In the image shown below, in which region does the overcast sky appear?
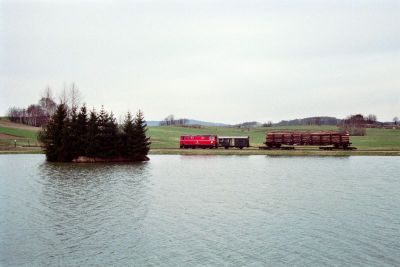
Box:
[1,0,399,123]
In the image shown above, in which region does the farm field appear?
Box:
[1,118,400,155]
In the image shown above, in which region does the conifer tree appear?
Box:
[76,105,88,156]
[133,110,151,157]
[59,115,73,162]
[86,109,99,158]
[97,106,110,158]
[39,104,68,162]
[65,107,79,160]
[106,112,119,157]
[122,112,136,157]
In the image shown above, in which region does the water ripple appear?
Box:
[1,155,400,266]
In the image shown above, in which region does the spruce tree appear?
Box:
[76,105,88,157]
[122,112,136,157]
[39,104,68,162]
[106,112,119,157]
[66,107,79,160]
[59,115,72,162]
[133,110,151,157]
[86,109,99,158]
[97,106,110,158]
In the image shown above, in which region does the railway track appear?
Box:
[151,147,400,153]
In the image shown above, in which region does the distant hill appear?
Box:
[187,119,229,127]
[148,116,390,127]
[233,121,262,128]
[147,121,161,127]
[146,119,230,127]
[148,117,342,127]
[275,117,342,126]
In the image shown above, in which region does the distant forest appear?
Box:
[6,85,399,131]
[39,104,150,162]
[275,116,342,126]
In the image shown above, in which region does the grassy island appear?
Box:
[30,104,150,162]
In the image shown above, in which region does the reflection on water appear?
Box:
[1,154,400,266]
[1,158,151,266]
[39,162,151,266]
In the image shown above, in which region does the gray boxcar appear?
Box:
[218,136,250,149]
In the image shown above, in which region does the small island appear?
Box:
[39,104,150,162]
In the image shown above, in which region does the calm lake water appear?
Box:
[1,155,399,266]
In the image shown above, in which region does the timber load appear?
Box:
[262,131,356,150]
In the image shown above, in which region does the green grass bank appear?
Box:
[1,119,400,155]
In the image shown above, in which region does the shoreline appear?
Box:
[2,147,400,156]
[149,148,400,156]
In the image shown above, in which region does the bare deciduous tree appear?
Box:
[69,82,81,109]
[58,82,82,110]
[59,84,69,106]
[366,114,377,124]
[159,115,189,126]
[39,86,56,116]
[160,114,175,126]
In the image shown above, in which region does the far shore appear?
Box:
[2,147,400,156]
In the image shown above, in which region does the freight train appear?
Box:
[179,131,354,150]
[179,135,250,149]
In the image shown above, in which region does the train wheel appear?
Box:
[224,147,229,149]
[239,147,243,149]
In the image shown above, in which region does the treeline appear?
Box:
[7,84,81,127]
[339,114,379,136]
[342,114,377,125]
[233,121,261,128]
[7,89,57,127]
[159,114,189,126]
[276,117,342,126]
[39,104,150,162]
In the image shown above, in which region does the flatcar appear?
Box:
[218,136,250,149]
[265,131,351,149]
[180,135,218,149]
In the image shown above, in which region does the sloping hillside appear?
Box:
[0,118,40,148]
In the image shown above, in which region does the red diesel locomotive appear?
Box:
[180,135,218,149]
[180,135,250,149]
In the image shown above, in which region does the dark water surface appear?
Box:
[1,155,399,266]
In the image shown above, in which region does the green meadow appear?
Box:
[148,125,400,150]
[1,119,400,154]
[0,126,40,147]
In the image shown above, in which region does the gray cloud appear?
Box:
[1,0,399,123]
